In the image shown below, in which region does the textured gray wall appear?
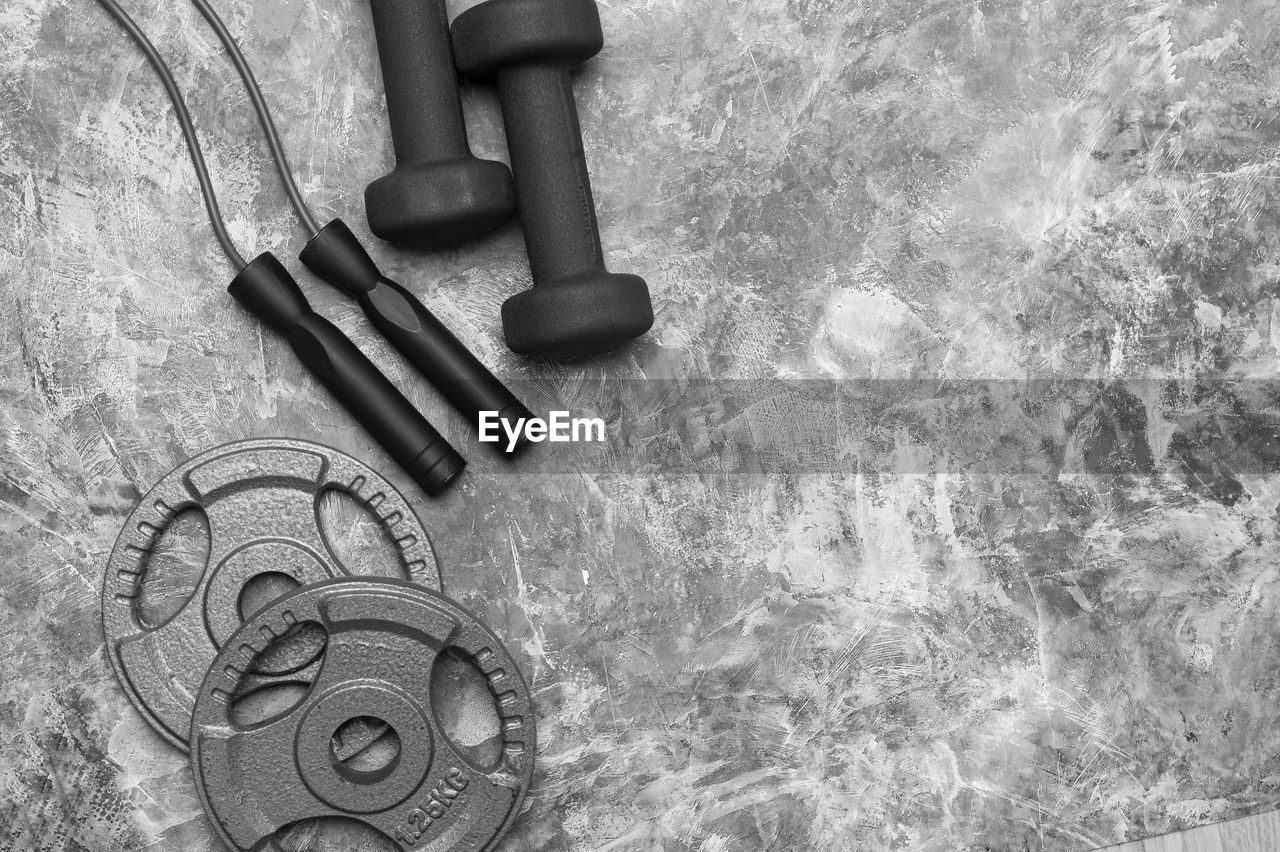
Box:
[4,0,1280,849]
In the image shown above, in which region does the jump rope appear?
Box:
[95,0,535,495]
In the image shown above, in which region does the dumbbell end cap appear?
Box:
[451,0,604,79]
[502,271,653,359]
[365,157,516,247]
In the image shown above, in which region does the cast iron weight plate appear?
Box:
[190,578,536,852]
[102,439,443,751]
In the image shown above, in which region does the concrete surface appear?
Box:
[4,0,1280,849]
[1100,808,1280,851]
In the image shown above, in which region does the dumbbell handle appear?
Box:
[229,253,465,494]
[370,0,470,165]
[496,64,605,283]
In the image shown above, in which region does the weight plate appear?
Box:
[102,439,442,751]
[190,578,535,852]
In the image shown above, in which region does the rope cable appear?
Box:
[97,0,248,270]
[190,0,323,237]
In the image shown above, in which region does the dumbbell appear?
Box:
[451,0,654,359]
[365,0,515,246]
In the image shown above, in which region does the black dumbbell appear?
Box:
[365,0,515,246]
[451,0,654,359]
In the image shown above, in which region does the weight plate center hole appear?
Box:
[238,572,303,622]
[330,716,402,784]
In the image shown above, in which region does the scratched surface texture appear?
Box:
[5,0,1280,849]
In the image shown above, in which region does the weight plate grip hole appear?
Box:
[316,488,409,580]
[136,507,210,629]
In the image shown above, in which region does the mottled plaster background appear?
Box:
[4,0,1280,849]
